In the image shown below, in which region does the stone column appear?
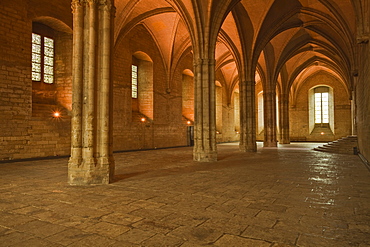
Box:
[82,0,97,170]
[69,0,84,170]
[279,93,290,144]
[351,90,357,135]
[239,80,257,152]
[193,58,217,162]
[263,87,277,147]
[68,0,115,185]
[97,0,115,179]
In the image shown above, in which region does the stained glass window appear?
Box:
[132,65,138,98]
[32,33,54,84]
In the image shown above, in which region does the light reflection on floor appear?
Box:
[0,142,368,246]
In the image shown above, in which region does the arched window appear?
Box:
[31,20,73,118]
[32,25,54,84]
[132,52,153,120]
[233,89,240,133]
[215,81,223,134]
[182,69,194,122]
[131,64,138,98]
[314,86,329,124]
[257,91,264,134]
[32,22,58,115]
[309,85,334,134]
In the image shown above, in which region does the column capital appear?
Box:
[99,0,113,5]
[99,0,115,11]
[194,58,216,67]
[86,0,99,7]
[264,90,277,96]
[71,0,83,13]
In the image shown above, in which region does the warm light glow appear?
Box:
[321,132,325,135]
[216,131,220,134]
[141,117,146,122]
[187,121,191,125]
[236,131,239,134]
[53,112,60,118]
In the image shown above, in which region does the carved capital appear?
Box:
[86,0,99,7]
[71,0,83,14]
[99,0,112,11]
[357,35,369,44]
[99,0,116,14]
[99,0,112,5]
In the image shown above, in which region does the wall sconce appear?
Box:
[320,132,325,135]
[53,111,61,118]
[187,120,191,125]
[216,131,220,134]
[141,117,146,122]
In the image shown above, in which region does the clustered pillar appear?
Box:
[239,80,257,152]
[279,93,290,144]
[351,90,357,135]
[263,86,278,147]
[193,58,218,162]
[68,0,115,185]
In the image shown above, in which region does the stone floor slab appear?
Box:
[214,234,271,247]
[0,142,369,246]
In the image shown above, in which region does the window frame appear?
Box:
[314,87,330,124]
[131,64,138,99]
[32,24,55,84]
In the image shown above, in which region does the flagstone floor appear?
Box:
[0,142,369,246]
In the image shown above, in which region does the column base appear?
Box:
[264,141,278,147]
[68,158,114,185]
[97,156,115,183]
[279,140,290,144]
[68,169,110,185]
[193,151,217,162]
[239,142,257,152]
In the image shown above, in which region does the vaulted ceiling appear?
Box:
[114,0,357,101]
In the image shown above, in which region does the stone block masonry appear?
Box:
[0,2,32,160]
[0,0,72,161]
[357,41,370,164]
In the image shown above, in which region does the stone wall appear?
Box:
[0,0,364,162]
[290,72,352,142]
[255,72,352,143]
[0,0,72,160]
[0,1,32,160]
[357,42,370,163]
[1,0,196,160]
[113,24,189,151]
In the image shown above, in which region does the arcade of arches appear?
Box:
[0,0,369,185]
